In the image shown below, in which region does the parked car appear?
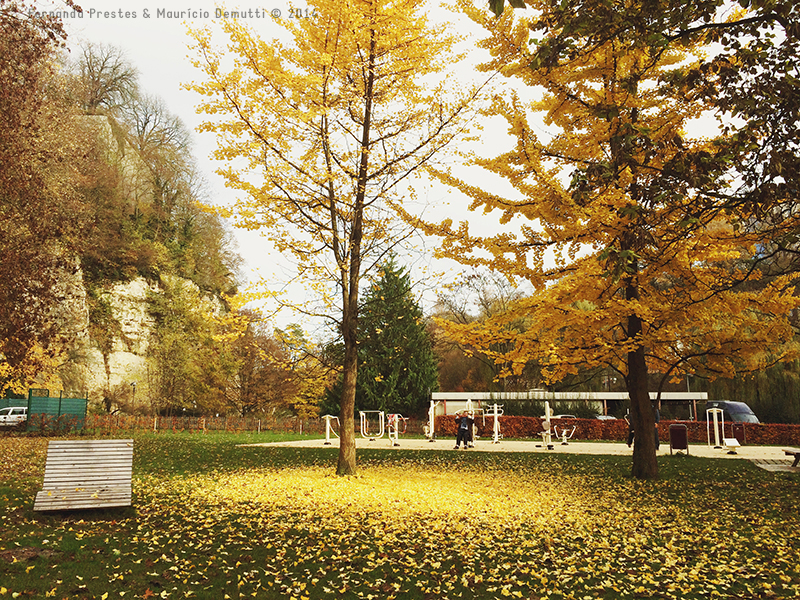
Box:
[594,414,617,421]
[705,401,760,424]
[552,414,577,419]
[0,406,28,429]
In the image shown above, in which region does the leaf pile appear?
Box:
[0,435,798,599]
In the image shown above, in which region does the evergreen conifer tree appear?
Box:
[326,259,438,417]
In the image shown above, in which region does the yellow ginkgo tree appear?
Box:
[186,0,481,474]
[419,0,800,479]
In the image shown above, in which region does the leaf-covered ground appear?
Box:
[1,433,798,599]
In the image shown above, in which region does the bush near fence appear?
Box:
[26,412,85,434]
[24,412,800,445]
[686,421,800,445]
[82,414,431,436]
[434,415,800,446]
[85,414,331,434]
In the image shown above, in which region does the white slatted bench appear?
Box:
[784,447,800,468]
[33,439,133,512]
[723,437,741,455]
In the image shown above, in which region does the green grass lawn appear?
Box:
[1,432,798,599]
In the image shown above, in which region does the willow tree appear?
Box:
[421,0,800,479]
[187,0,478,475]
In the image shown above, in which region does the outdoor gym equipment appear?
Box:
[486,403,503,444]
[706,408,724,449]
[321,414,340,445]
[424,400,442,442]
[387,413,408,447]
[360,410,385,441]
[554,422,576,445]
[707,407,740,454]
[539,401,554,450]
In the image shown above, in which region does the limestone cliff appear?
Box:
[46,114,234,412]
[56,266,156,411]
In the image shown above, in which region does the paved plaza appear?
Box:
[245,435,799,471]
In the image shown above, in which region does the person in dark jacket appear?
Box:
[454,411,474,449]
[626,404,660,450]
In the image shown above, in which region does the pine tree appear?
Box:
[356,260,439,416]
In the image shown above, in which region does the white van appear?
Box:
[0,406,28,428]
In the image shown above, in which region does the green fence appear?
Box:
[25,388,88,432]
[1,391,26,410]
[1,399,26,409]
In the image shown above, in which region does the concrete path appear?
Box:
[244,436,798,470]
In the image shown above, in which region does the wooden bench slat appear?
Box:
[34,501,131,511]
[34,439,134,512]
[34,490,132,511]
[46,445,133,452]
[43,471,132,480]
[45,454,133,470]
[46,439,133,448]
[42,473,132,481]
[45,452,133,461]
[36,487,131,495]
[35,498,130,507]
[46,446,133,453]
[43,467,132,474]
[43,459,133,467]
[45,451,133,459]
[42,466,133,475]
[43,461,133,472]
[44,449,133,455]
[43,469,132,477]
[42,478,132,487]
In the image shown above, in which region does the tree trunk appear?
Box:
[337,326,358,476]
[627,312,658,479]
[336,231,362,477]
[335,26,377,477]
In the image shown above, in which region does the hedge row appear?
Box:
[434,415,800,446]
[85,414,328,434]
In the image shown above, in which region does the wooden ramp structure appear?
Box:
[33,439,133,511]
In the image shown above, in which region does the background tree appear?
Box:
[433,269,538,392]
[146,278,240,415]
[73,42,139,115]
[187,0,480,474]
[70,44,241,296]
[702,362,800,425]
[273,325,329,419]
[219,310,326,418]
[324,259,439,417]
[225,309,276,416]
[422,0,800,479]
[0,0,88,394]
[0,10,244,401]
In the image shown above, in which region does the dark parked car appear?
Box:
[705,401,759,424]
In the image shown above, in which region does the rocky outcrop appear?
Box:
[40,115,230,412]
[56,268,156,410]
[46,116,158,409]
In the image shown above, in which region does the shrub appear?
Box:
[434,415,800,445]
